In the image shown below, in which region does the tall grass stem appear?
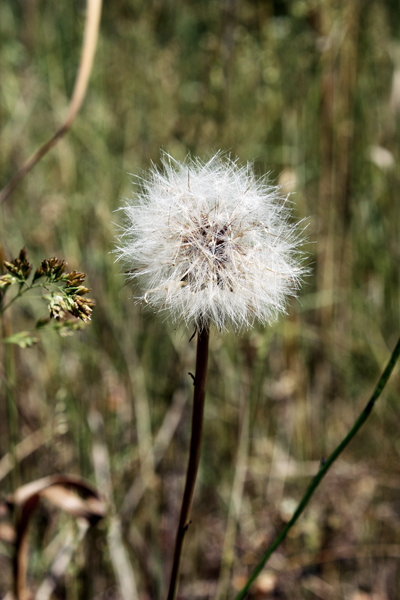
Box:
[235,336,400,600]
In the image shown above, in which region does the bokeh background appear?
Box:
[1,1,400,598]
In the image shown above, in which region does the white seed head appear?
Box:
[116,153,307,332]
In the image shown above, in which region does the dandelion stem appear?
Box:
[234,335,400,600]
[166,328,210,600]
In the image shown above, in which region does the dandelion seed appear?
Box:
[116,152,308,600]
[117,152,307,332]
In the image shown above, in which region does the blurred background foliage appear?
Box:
[1,0,400,598]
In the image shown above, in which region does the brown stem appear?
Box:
[166,328,210,600]
[0,0,103,205]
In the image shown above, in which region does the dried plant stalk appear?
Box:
[0,0,103,205]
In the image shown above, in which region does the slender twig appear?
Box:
[166,329,210,600]
[0,0,103,205]
[0,278,87,319]
[0,283,43,315]
[234,336,400,600]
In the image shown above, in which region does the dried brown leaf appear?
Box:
[0,522,16,544]
[8,474,106,600]
[12,474,106,523]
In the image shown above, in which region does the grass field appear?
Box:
[1,1,400,599]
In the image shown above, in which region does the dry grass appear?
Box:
[1,1,400,599]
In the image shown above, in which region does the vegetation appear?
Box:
[1,1,400,598]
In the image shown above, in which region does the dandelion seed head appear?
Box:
[116,153,308,332]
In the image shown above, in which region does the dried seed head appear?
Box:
[117,153,308,332]
[4,247,32,281]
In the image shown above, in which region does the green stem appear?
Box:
[166,328,210,600]
[0,283,37,314]
[0,281,63,316]
[235,336,400,600]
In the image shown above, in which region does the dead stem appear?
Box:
[0,0,102,205]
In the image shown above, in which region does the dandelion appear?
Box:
[116,153,307,600]
[117,152,306,333]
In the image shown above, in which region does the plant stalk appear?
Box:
[166,328,210,600]
[235,336,400,600]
